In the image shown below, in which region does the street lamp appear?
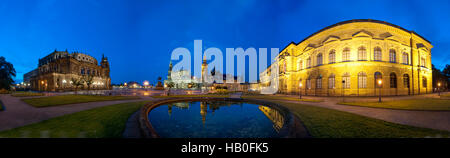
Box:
[299,82,303,99]
[438,82,441,96]
[378,79,382,102]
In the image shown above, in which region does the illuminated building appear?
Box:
[262,19,432,96]
[24,50,111,91]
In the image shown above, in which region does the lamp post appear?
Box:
[438,82,441,96]
[342,80,345,102]
[299,82,303,99]
[378,79,382,102]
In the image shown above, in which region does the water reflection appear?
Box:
[148,101,289,138]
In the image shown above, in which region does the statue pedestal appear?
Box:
[155,81,164,90]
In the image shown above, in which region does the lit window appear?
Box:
[389,49,396,63]
[316,53,323,66]
[298,60,303,70]
[328,74,335,89]
[342,47,350,61]
[358,72,367,88]
[328,50,336,64]
[403,74,410,88]
[390,73,397,88]
[316,75,322,89]
[420,57,426,67]
[402,52,409,65]
[306,78,311,89]
[374,47,382,61]
[358,46,367,61]
[342,72,350,89]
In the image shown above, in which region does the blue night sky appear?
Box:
[1,0,449,84]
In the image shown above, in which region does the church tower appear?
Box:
[201,59,207,83]
[167,61,173,81]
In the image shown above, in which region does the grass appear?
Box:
[338,99,450,111]
[22,95,141,107]
[277,101,450,138]
[0,101,149,138]
[11,92,44,97]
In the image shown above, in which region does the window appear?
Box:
[358,46,367,61]
[306,57,311,68]
[402,52,409,65]
[422,77,427,88]
[316,53,323,66]
[389,49,396,63]
[284,61,287,72]
[81,68,85,75]
[306,78,311,89]
[403,74,410,88]
[328,74,335,89]
[298,60,303,70]
[328,50,336,64]
[390,73,397,88]
[316,75,322,89]
[358,72,367,88]
[374,72,382,88]
[420,57,426,67]
[342,47,350,61]
[374,47,382,61]
[342,72,350,89]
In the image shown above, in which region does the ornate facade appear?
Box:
[261,19,433,96]
[24,50,111,91]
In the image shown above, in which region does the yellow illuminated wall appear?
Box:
[262,19,433,96]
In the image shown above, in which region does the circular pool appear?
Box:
[144,99,308,138]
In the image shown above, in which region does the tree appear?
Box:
[83,75,94,91]
[71,77,84,94]
[0,57,16,90]
[443,64,450,89]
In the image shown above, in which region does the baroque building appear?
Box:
[261,19,432,96]
[24,50,111,91]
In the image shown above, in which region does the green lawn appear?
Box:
[11,92,44,97]
[0,101,149,138]
[278,101,450,138]
[338,99,450,111]
[23,95,141,107]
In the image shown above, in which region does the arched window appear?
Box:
[81,68,85,75]
[422,77,427,88]
[298,60,303,70]
[403,74,410,88]
[306,57,311,68]
[342,47,350,61]
[316,75,322,89]
[402,52,409,65]
[316,53,323,66]
[390,73,397,88]
[328,49,336,64]
[374,47,382,61]
[306,76,312,89]
[374,72,382,88]
[358,46,367,61]
[328,74,335,89]
[389,49,396,63]
[342,72,350,89]
[358,72,367,88]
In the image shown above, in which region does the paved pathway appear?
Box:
[275,93,450,132]
[0,94,155,131]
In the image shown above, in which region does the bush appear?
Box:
[0,89,9,94]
